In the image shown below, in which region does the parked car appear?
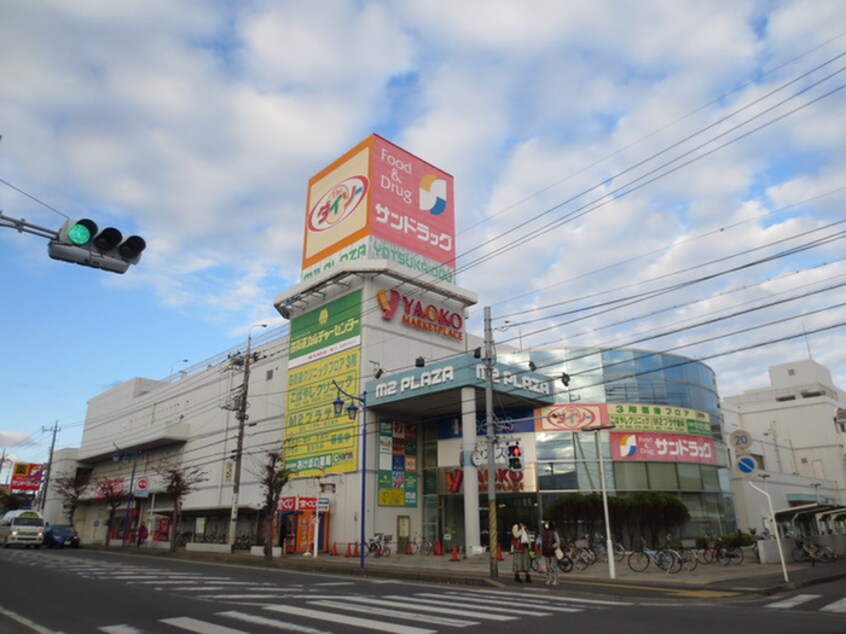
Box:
[43,524,80,548]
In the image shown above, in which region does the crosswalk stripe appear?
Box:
[449,587,630,606]
[820,598,846,613]
[413,592,581,613]
[218,610,332,633]
[380,595,523,620]
[98,626,144,633]
[308,599,478,627]
[264,605,436,634]
[765,594,821,609]
[160,616,249,633]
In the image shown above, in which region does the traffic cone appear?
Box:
[496,543,503,561]
[406,541,413,555]
[353,541,360,557]
[331,542,339,556]
[345,542,352,558]
[434,539,442,556]
[450,544,460,562]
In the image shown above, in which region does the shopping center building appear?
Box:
[43,135,735,553]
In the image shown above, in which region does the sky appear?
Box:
[1,1,845,475]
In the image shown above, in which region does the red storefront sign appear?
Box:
[611,431,716,464]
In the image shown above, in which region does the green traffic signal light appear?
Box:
[65,219,98,245]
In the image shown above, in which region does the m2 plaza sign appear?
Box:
[369,355,554,407]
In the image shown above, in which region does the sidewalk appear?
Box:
[130,545,846,599]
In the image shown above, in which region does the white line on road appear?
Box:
[379,595,524,620]
[160,616,249,633]
[765,594,821,609]
[218,610,332,633]
[820,598,846,613]
[308,599,478,627]
[264,605,436,634]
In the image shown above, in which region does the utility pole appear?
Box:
[228,324,266,549]
[484,306,498,579]
[39,421,61,513]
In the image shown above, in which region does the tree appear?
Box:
[154,462,207,553]
[94,479,126,547]
[52,469,92,526]
[250,450,292,561]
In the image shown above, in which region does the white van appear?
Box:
[0,510,45,548]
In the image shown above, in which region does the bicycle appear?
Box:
[587,533,626,563]
[696,533,739,565]
[366,533,392,558]
[666,534,698,572]
[529,542,573,573]
[791,539,836,564]
[628,537,682,574]
[408,534,433,555]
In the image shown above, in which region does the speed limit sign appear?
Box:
[730,429,753,452]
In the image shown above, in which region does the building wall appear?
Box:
[722,360,846,535]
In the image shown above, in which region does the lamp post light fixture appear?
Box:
[112,445,141,549]
[582,423,616,580]
[332,380,367,570]
[169,358,189,382]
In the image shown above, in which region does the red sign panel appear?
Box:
[534,403,608,432]
[10,463,44,491]
[611,432,716,465]
[369,136,455,267]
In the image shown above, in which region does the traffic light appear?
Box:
[507,442,523,471]
[48,218,146,274]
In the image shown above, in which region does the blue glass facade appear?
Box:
[502,347,735,537]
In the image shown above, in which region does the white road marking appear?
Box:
[765,594,821,609]
[264,605,436,634]
[308,599,478,627]
[160,616,250,633]
[820,597,846,613]
[218,610,332,633]
[379,595,523,620]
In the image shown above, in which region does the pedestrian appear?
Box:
[511,520,531,583]
[136,523,148,548]
[540,520,560,585]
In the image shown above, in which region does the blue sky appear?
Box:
[1,1,845,474]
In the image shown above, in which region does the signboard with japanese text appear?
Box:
[377,420,418,507]
[610,431,717,465]
[288,290,361,366]
[607,403,712,437]
[10,463,44,491]
[301,135,455,283]
[284,347,360,477]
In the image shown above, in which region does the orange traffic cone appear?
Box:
[450,544,460,562]
[353,541,360,557]
[331,542,339,556]
[434,539,442,556]
[406,541,413,555]
[344,542,352,558]
[496,543,504,561]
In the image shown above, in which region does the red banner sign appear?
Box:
[10,463,45,491]
[611,431,716,464]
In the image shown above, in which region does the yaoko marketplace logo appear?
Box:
[307,176,369,231]
[419,174,448,216]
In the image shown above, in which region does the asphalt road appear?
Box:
[0,547,843,633]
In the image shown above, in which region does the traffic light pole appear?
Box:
[484,307,498,579]
[0,212,59,240]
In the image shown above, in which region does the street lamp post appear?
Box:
[332,380,367,570]
[113,446,141,549]
[582,423,616,580]
[169,358,189,382]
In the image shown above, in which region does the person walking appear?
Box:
[511,520,532,583]
[136,523,149,548]
[540,521,561,585]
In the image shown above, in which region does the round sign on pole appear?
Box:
[136,477,149,491]
[730,429,753,452]
[735,454,759,478]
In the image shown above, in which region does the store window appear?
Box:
[647,463,678,489]
[614,462,648,490]
[677,463,702,491]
